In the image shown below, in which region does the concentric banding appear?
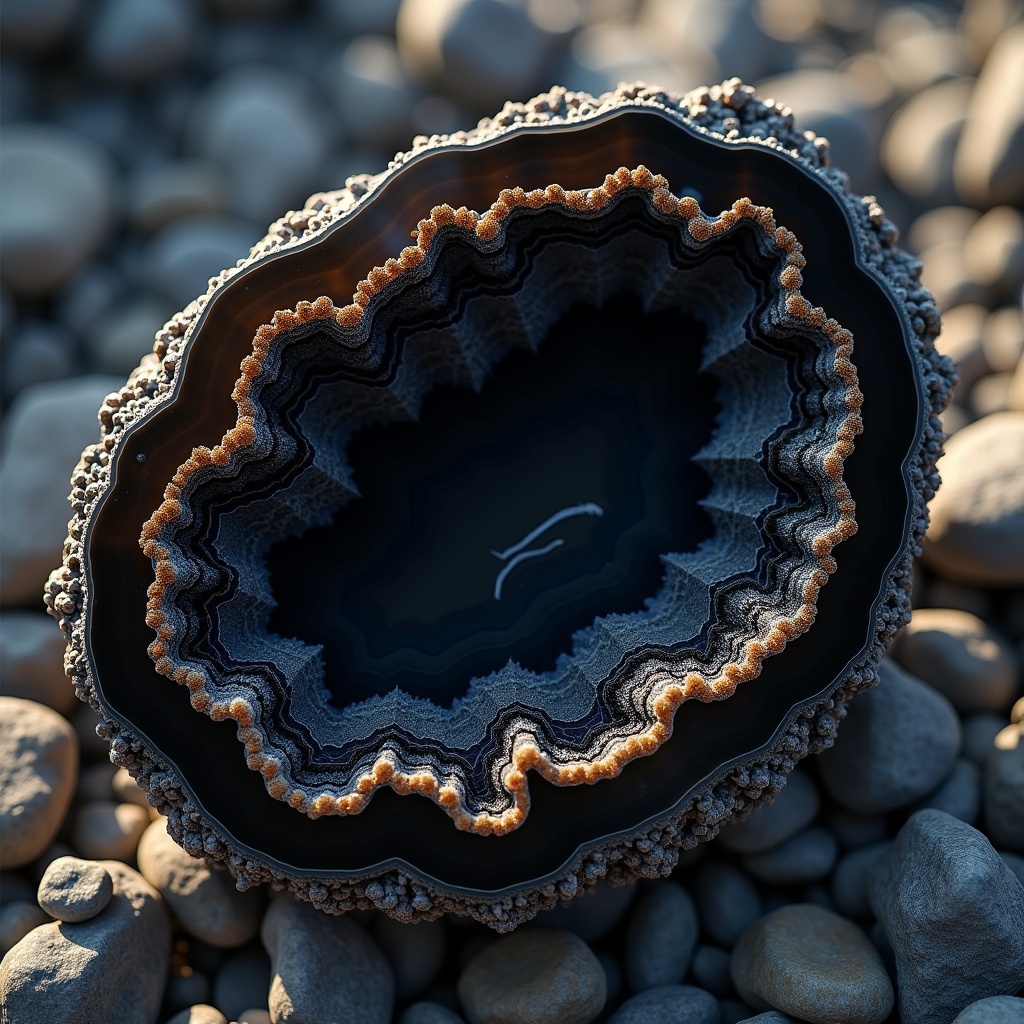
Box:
[139,167,861,835]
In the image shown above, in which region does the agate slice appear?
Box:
[47,81,954,928]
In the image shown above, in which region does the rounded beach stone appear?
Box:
[0,375,123,606]
[625,882,699,991]
[964,207,1024,295]
[128,159,226,233]
[84,0,193,82]
[730,903,894,1024]
[137,819,263,947]
[0,697,77,869]
[400,1002,468,1024]
[0,860,170,1024]
[894,608,1019,713]
[165,1006,229,1024]
[983,307,1024,374]
[0,900,50,957]
[741,826,838,886]
[693,861,763,949]
[0,612,76,715]
[372,915,446,999]
[962,712,1009,766]
[829,841,893,921]
[262,896,394,1024]
[457,928,606,1024]
[211,945,270,1022]
[72,800,149,861]
[532,878,636,943]
[606,984,720,1024]
[1000,852,1024,888]
[0,124,114,295]
[985,723,1024,852]
[821,808,888,851]
[915,757,982,825]
[37,855,113,922]
[112,766,151,808]
[953,996,1024,1023]
[717,770,819,854]
[923,412,1024,586]
[689,944,732,995]
[1,318,78,403]
[817,660,961,814]
[869,809,1024,1024]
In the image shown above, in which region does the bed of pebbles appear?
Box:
[1,0,1023,1022]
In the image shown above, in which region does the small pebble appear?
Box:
[717,771,819,855]
[606,984,720,1024]
[0,612,77,715]
[0,318,78,402]
[400,1002,468,1024]
[373,914,446,1000]
[962,712,1009,766]
[532,879,636,942]
[741,826,838,886]
[895,608,1019,713]
[818,660,961,814]
[953,996,1024,1023]
[165,1006,229,1024]
[829,841,893,920]
[237,1011,272,1024]
[693,862,763,949]
[625,882,699,991]
[1000,852,1024,889]
[128,159,226,233]
[734,1015,794,1024]
[820,808,889,850]
[730,904,894,1024]
[915,757,982,825]
[84,296,169,376]
[71,801,149,861]
[137,819,263,947]
[963,206,1024,296]
[985,723,1024,852]
[84,0,194,82]
[870,809,1024,1024]
[211,945,270,1022]
[37,855,113,922]
[262,897,394,1024]
[0,697,78,869]
[689,944,732,996]
[983,307,1024,374]
[457,928,606,1024]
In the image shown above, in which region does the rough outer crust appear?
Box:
[44,80,954,930]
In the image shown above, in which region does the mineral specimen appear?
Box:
[46,80,953,928]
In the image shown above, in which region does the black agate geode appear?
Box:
[47,81,953,928]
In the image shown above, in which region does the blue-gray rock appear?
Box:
[606,984,721,1024]
[694,862,763,949]
[626,882,699,991]
[37,855,113,922]
[211,945,270,1021]
[821,808,889,850]
[869,808,1024,1024]
[829,841,892,921]
[457,928,606,1024]
[165,1006,228,1024]
[985,723,1024,852]
[400,1002,467,1024]
[741,827,838,886]
[0,860,170,1024]
[962,712,1008,766]
[373,914,446,1000]
[689,945,732,996]
[735,1015,794,1024]
[817,660,961,814]
[915,757,982,824]
[0,900,49,958]
[0,0,79,50]
[315,0,401,35]
[262,897,394,1024]
[128,159,226,234]
[84,296,167,376]
[1,319,77,403]
[953,996,1024,1023]
[717,771,819,855]
[0,124,114,295]
[0,611,77,715]
[731,904,893,1024]
[85,0,194,82]
[532,879,636,943]
[895,608,1019,713]
[1001,852,1024,889]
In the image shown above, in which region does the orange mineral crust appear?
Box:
[46,81,953,930]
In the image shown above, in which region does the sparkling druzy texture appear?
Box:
[46,81,953,929]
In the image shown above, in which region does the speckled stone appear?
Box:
[818,660,961,814]
[741,826,838,886]
[137,819,263,948]
[870,809,1024,1024]
[717,771,819,855]
[625,882,699,991]
[37,855,113,922]
[0,697,77,868]
[262,897,394,1024]
[952,996,1024,1023]
[895,608,1019,713]
[458,928,606,1024]
[693,862,763,949]
[985,723,1024,852]
[605,984,720,1024]
[730,904,894,1024]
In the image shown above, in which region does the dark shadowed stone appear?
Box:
[985,723,1024,852]
[716,771,819,855]
[400,1002,468,1024]
[37,856,113,922]
[952,996,1024,1023]
[731,903,893,1024]
[694,862,763,949]
[211,945,270,1021]
[532,879,636,942]
[914,757,982,825]
[625,882,699,991]
[262,897,394,1024]
[740,826,837,886]
[821,808,889,851]
[606,984,721,1024]
[869,809,1024,1024]
[0,900,49,958]
[818,660,961,814]
[0,612,77,716]
[0,860,170,1024]
[735,1015,794,1024]
[829,841,892,921]
[373,914,447,1000]
[962,712,1008,767]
